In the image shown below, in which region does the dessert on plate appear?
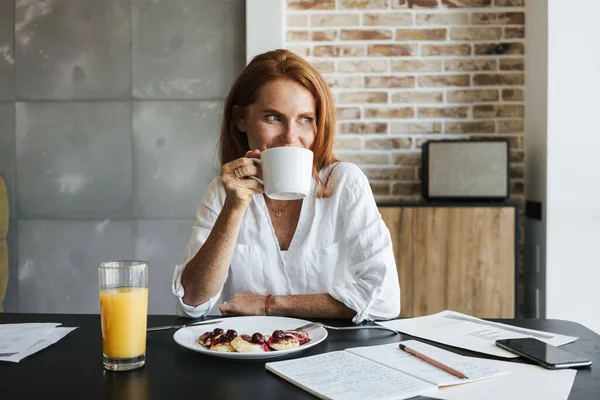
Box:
[198,328,311,353]
[231,333,271,352]
[268,329,311,351]
[197,328,238,352]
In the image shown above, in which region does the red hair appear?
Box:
[218,49,339,197]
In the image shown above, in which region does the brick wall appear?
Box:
[285,0,525,206]
[286,0,526,310]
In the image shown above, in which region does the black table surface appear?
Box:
[0,314,598,400]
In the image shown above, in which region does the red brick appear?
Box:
[338,91,388,104]
[418,106,468,118]
[495,0,524,6]
[511,181,524,195]
[341,29,393,40]
[392,0,408,7]
[392,182,421,195]
[474,42,524,55]
[368,44,418,56]
[287,30,309,42]
[473,104,524,118]
[335,137,362,150]
[288,0,335,10]
[363,167,415,180]
[310,60,335,74]
[339,122,388,134]
[408,0,439,8]
[510,165,524,179]
[392,91,444,103]
[497,120,524,133]
[364,107,415,119]
[502,88,523,101]
[311,14,360,26]
[341,0,389,8]
[364,13,413,26]
[504,27,525,39]
[366,76,416,88]
[510,150,524,163]
[422,44,471,56]
[442,0,491,7]
[391,122,442,133]
[417,13,468,25]
[325,76,363,88]
[446,121,495,133]
[392,59,442,72]
[419,75,470,87]
[472,12,525,25]
[336,107,361,120]
[287,15,308,27]
[312,30,337,41]
[339,60,388,73]
[447,89,499,102]
[396,28,447,41]
[450,27,501,40]
[472,135,522,148]
[473,73,524,86]
[444,59,497,72]
[370,182,391,195]
[338,152,388,164]
[287,45,310,57]
[499,58,524,71]
[366,138,413,149]
[393,153,421,166]
[314,45,364,57]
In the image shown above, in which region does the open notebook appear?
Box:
[266,340,509,400]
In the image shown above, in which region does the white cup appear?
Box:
[249,147,314,200]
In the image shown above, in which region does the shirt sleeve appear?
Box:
[171,177,226,318]
[329,164,401,323]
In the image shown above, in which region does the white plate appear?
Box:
[173,316,328,360]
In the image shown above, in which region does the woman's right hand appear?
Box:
[221,150,263,212]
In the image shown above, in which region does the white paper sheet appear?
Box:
[266,351,437,400]
[0,323,60,356]
[0,327,77,363]
[378,310,578,358]
[428,357,577,400]
[347,341,509,387]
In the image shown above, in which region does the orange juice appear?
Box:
[100,287,148,359]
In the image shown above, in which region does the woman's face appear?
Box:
[237,79,317,152]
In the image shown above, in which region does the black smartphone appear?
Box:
[495,338,592,369]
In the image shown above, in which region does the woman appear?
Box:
[172,49,400,323]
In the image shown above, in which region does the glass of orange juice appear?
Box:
[99,261,148,371]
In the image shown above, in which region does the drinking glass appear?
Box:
[99,261,148,371]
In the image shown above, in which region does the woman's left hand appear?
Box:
[219,291,267,316]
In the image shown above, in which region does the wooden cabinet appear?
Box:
[379,205,517,318]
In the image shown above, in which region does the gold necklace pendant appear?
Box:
[266,198,293,217]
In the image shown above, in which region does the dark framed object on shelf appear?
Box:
[422,139,510,202]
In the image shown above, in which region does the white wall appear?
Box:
[545,0,600,333]
[524,0,548,319]
[246,0,285,64]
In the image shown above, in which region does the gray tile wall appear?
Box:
[0,0,246,314]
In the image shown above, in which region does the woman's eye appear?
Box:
[299,117,313,124]
[266,115,280,122]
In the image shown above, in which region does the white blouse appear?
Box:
[171,162,401,323]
